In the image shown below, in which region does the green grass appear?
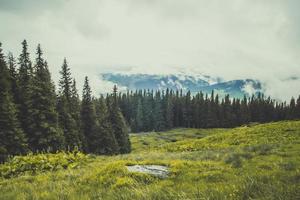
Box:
[1,121,300,199]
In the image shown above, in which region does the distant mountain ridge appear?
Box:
[101,73,262,98]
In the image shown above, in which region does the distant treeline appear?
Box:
[117,87,300,133]
[0,41,130,162]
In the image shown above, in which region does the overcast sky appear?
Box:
[0,0,300,100]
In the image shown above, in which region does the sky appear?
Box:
[0,0,300,100]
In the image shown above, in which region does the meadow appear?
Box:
[0,121,300,200]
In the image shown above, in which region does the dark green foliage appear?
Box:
[80,77,98,153]
[153,91,165,131]
[0,43,27,162]
[7,52,19,104]
[0,40,135,157]
[118,89,300,132]
[108,85,131,154]
[94,96,119,154]
[17,40,34,138]
[135,98,144,132]
[28,45,64,152]
[57,59,82,150]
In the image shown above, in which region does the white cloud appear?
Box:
[0,0,299,99]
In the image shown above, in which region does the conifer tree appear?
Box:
[206,90,218,127]
[108,85,131,153]
[0,43,27,162]
[28,45,64,152]
[135,98,144,132]
[296,96,300,118]
[7,52,19,104]
[57,59,82,150]
[142,90,153,131]
[80,76,99,153]
[70,79,86,150]
[153,91,165,131]
[164,89,174,129]
[94,96,119,154]
[17,40,33,137]
[288,97,297,119]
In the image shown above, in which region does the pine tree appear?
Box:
[80,76,99,153]
[296,96,300,118]
[240,95,250,124]
[0,43,27,162]
[57,59,82,150]
[164,88,174,129]
[108,85,131,153]
[135,98,144,132]
[17,40,33,137]
[7,52,19,104]
[94,96,119,154]
[142,90,153,131]
[28,45,64,152]
[288,97,297,119]
[70,79,86,150]
[206,90,218,127]
[153,91,165,131]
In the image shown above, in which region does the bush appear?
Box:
[0,151,90,178]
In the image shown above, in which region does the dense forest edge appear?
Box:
[1,40,300,163]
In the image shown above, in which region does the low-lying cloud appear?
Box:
[0,0,299,101]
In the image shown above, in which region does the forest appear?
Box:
[1,40,300,162]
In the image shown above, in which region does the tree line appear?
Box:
[1,40,300,162]
[0,41,130,162]
[117,88,300,132]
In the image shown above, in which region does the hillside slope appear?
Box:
[1,121,300,199]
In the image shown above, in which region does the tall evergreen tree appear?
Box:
[94,96,119,154]
[17,40,33,137]
[7,52,19,104]
[80,76,99,153]
[57,59,82,150]
[153,91,165,131]
[70,79,86,150]
[296,96,300,118]
[135,98,144,132]
[164,89,174,129]
[0,43,27,162]
[28,45,64,152]
[108,85,131,153]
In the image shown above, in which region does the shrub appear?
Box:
[0,151,90,178]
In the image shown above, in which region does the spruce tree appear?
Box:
[7,52,19,104]
[135,98,144,132]
[57,59,82,150]
[153,91,165,131]
[288,97,297,119]
[80,76,99,153]
[142,90,153,131]
[0,43,27,162]
[108,85,131,153]
[165,89,174,129]
[70,79,86,150]
[17,40,33,137]
[296,96,300,118]
[94,96,119,154]
[28,45,64,152]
